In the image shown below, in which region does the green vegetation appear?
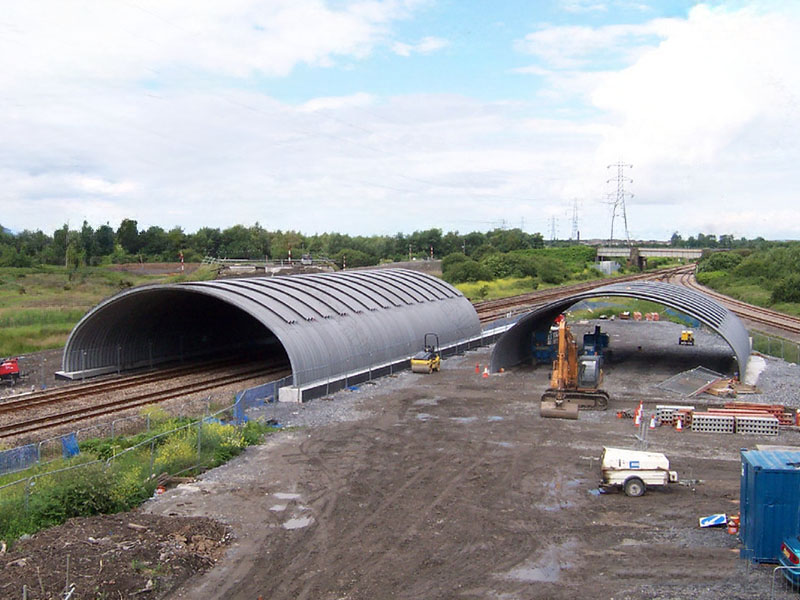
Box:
[446,245,608,300]
[695,243,800,317]
[1,218,549,270]
[0,266,169,356]
[0,408,278,544]
[566,298,698,327]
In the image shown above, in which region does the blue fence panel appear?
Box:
[0,444,39,475]
[61,433,80,458]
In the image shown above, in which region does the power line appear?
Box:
[570,198,579,241]
[606,161,633,247]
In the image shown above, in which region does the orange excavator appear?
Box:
[540,320,610,419]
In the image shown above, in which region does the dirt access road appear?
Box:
[149,329,799,599]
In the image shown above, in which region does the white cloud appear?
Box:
[392,35,449,56]
[0,0,422,87]
[301,92,376,111]
[592,4,800,165]
[516,19,677,69]
[2,1,799,242]
[560,1,608,13]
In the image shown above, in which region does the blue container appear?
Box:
[740,449,800,563]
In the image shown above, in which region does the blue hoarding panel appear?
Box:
[740,449,800,563]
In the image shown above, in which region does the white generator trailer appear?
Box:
[600,447,678,497]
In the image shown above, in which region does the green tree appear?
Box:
[94,224,115,257]
[116,219,141,254]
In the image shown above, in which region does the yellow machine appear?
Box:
[679,330,695,345]
[540,320,610,419]
[411,333,441,374]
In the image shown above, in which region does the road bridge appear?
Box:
[597,247,703,268]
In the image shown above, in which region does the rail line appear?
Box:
[474,264,694,324]
[0,364,290,439]
[671,272,800,335]
[0,358,244,416]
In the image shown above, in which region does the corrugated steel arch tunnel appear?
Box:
[62,269,481,386]
[490,281,750,374]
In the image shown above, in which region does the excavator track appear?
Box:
[540,389,610,411]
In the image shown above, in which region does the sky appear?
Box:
[1,0,799,241]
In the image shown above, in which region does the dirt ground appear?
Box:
[0,514,230,599]
[3,320,800,599]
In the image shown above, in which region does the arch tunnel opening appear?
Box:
[491,285,750,385]
[62,289,291,378]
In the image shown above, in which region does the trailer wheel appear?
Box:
[624,477,645,497]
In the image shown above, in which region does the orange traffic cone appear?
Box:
[649,415,657,429]
[475,363,480,374]
[675,417,683,432]
[634,410,641,427]
[482,367,489,379]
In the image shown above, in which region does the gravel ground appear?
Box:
[146,322,800,600]
[4,318,800,599]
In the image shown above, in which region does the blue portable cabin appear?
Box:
[740,448,800,563]
[531,328,557,365]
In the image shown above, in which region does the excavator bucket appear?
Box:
[540,399,579,420]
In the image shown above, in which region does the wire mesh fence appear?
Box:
[2,324,510,479]
[751,331,800,364]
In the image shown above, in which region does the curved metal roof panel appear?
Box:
[490,281,750,374]
[63,268,481,386]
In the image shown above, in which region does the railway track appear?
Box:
[0,362,289,439]
[671,271,800,335]
[0,358,244,417]
[474,264,694,324]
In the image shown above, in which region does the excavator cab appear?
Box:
[411,333,441,374]
[540,320,609,419]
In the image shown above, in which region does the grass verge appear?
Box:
[0,407,279,545]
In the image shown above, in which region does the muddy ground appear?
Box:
[148,321,799,599]
[3,320,800,599]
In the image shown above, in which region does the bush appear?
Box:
[441,252,470,272]
[443,259,493,284]
[537,257,568,284]
[154,435,197,474]
[771,274,800,303]
[333,248,376,269]
[480,253,537,279]
[27,464,120,529]
[697,251,743,273]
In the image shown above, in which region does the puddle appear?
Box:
[413,398,439,406]
[282,516,314,530]
[488,441,515,448]
[416,413,434,421]
[587,488,606,496]
[269,504,287,512]
[499,541,576,583]
[540,500,575,511]
[619,538,645,546]
[487,416,504,422]
[450,416,478,424]
[274,493,302,500]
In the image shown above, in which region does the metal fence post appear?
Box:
[24,477,33,512]
[150,441,155,476]
[197,420,202,460]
